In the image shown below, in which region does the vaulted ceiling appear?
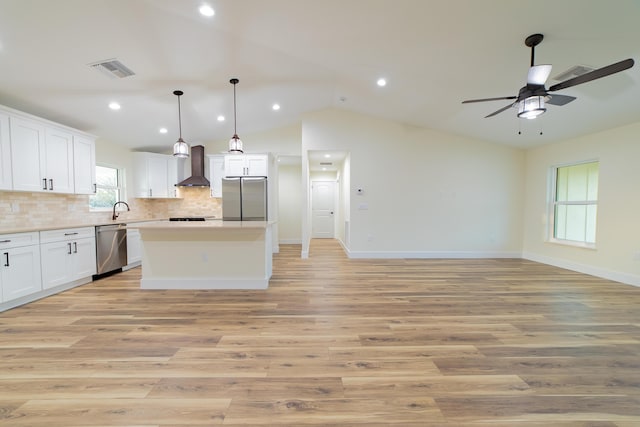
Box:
[0,0,638,152]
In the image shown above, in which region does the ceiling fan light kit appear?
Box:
[462,33,635,121]
[518,95,546,119]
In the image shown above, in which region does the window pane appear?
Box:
[556,167,568,202]
[565,204,587,242]
[90,188,118,209]
[554,205,567,240]
[587,163,599,200]
[586,205,597,244]
[96,165,118,187]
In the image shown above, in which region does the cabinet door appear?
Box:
[43,127,75,193]
[73,136,96,195]
[40,241,72,289]
[71,237,97,279]
[10,117,46,192]
[127,229,141,265]
[147,156,169,198]
[1,245,42,303]
[245,155,268,176]
[0,113,12,190]
[166,156,178,198]
[225,155,246,176]
[209,156,225,197]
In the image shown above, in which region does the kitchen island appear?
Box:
[130,220,272,290]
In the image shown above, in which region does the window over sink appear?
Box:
[90,164,126,210]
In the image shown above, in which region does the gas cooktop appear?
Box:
[169,217,206,221]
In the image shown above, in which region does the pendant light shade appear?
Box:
[228,78,244,153]
[173,90,189,158]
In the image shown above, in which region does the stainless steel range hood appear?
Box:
[176,145,210,187]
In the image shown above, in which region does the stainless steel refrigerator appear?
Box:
[222,177,268,221]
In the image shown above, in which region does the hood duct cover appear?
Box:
[176,145,210,187]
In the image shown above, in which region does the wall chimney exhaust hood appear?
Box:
[176,145,210,187]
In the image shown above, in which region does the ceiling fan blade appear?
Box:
[548,58,634,92]
[484,103,515,118]
[528,64,552,85]
[546,94,576,106]
[462,96,517,104]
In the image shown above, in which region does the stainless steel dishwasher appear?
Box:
[95,224,128,275]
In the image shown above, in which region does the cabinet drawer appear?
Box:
[0,232,40,250]
[40,227,95,243]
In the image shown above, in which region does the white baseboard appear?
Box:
[346,250,522,259]
[523,252,640,287]
[141,277,269,290]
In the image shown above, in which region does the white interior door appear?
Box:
[311,181,335,238]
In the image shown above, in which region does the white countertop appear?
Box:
[131,220,272,230]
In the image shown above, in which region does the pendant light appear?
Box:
[228,78,244,153]
[172,90,189,158]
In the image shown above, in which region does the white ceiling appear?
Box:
[0,0,639,152]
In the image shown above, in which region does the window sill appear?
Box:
[546,238,597,250]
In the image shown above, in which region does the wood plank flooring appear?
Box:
[1,239,640,426]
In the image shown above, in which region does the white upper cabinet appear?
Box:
[9,116,47,192]
[0,113,11,190]
[133,152,181,198]
[73,135,96,195]
[224,154,268,177]
[43,127,75,193]
[3,105,97,195]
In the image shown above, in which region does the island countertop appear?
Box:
[129,220,273,230]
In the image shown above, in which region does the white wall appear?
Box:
[278,163,303,243]
[302,108,525,258]
[205,123,302,156]
[523,121,640,286]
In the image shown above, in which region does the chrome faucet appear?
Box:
[112,201,130,221]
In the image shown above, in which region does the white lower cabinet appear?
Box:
[0,232,42,303]
[40,227,96,290]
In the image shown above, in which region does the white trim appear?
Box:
[347,250,522,259]
[141,277,269,290]
[523,251,640,287]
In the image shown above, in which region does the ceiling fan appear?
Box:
[462,33,634,119]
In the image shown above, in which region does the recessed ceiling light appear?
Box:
[324,154,331,158]
[217,115,225,122]
[322,167,327,171]
[199,4,215,17]
[377,78,387,87]
[108,102,121,110]
[159,127,168,134]
[272,104,280,111]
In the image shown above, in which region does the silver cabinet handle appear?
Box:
[149,189,152,197]
[3,252,8,267]
[93,183,97,193]
[64,232,79,236]
[0,239,11,243]
[67,243,72,254]
[73,242,78,253]
[49,179,53,190]
[43,178,47,190]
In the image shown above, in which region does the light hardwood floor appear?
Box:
[1,239,640,426]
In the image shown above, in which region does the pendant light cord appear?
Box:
[233,82,237,135]
[178,94,183,139]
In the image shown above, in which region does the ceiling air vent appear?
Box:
[89,59,135,79]
[553,65,594,82]
[320,162,333,166]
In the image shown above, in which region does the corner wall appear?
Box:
[522,122,640,286]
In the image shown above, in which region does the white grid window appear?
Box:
[90,165,125,210]
[551,161,599,246]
